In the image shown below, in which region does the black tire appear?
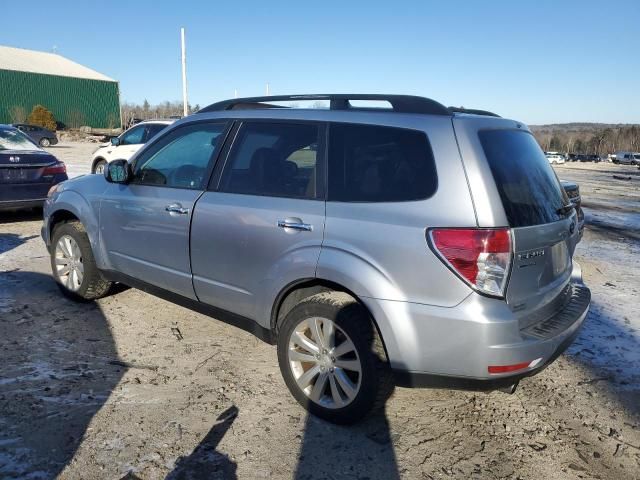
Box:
[93,159,107,175]
[39,137,51,147]
[50,221,112,301]
[277,291,394,424]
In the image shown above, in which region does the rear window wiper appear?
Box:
[556,204,574,215]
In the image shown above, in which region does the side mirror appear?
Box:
[110,137,121,146]
[104,159,131,184]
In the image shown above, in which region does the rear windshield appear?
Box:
[0,129,39,151]
[479,129,568,227]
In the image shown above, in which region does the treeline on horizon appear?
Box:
[531,124,640,155]
[121,100,640,155]
[120,100,201,126]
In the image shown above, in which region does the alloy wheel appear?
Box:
[287,317,362,409]
[54,234,84,291]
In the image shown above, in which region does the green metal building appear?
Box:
[0,45,120,129]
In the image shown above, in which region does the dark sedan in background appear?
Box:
[0,125,67,211]
[12,123,58,147]
[561,180,585,239]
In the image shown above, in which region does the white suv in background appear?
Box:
[90,120,174,174]
[545,152,565,164]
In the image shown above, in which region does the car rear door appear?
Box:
[454,118,579,328]
[99,121,229,298]
[190,120,326,323]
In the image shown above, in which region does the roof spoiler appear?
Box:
[448,106,501,117]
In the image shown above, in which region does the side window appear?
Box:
[219,122,320,199]
[328,123,437,202]
[132,122,227,189]
[120,125,146,145]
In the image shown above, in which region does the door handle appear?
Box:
[277,219,313,232]
[165,203,189,215]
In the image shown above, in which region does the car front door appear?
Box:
[99,121,229,298]
[190,121,326,323]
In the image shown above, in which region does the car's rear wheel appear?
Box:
[51,221,112,301]
[93,160,107,175]
[277,292,393,424]
[39,137,51,147]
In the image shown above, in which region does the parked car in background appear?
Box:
[567,153,578,162]
[545,152,565,164]
[12,123,58,147]
[560,180,584,240]
[0,125,67,211]
[90,120,174,174]
[43,94,590,423]
[585,154,601,162]
[612,151,640,165]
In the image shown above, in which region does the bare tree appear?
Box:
[8,105,27,124]
[532,124,640,154]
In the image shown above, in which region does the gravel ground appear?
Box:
[0,146,639,479]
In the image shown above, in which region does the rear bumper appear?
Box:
[393,304,586,389]
[361,263,590,390]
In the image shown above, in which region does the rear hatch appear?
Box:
[454,118,579,327]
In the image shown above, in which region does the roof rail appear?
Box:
[198,94,452,116]
[448,106,501,118]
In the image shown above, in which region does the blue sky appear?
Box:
[2,0,638,124]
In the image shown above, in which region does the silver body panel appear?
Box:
[43,106,590,384]
[190,192,325,322]
[99,183,201,299]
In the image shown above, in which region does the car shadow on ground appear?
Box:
[0,209,43,225]
[294,410,400,480]
[0,233,39,255]
[0,271,125,478]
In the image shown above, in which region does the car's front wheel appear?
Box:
[93,160,107,175]
[277,292,393,424]
[39,137,51,147]
[51,221,112,301]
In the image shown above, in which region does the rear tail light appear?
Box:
[429,228,512,297]
[43,162,66,175]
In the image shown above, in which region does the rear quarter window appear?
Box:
[479,129,568,227]
[328,123,436,202]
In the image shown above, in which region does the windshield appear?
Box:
[0,129,40,151]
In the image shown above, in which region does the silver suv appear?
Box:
[42,94,590,424]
